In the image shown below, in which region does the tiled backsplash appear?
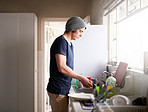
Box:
[132,73,148,97]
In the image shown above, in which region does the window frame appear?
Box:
[107,0,148,70]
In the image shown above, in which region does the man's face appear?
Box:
[71,28,85,40]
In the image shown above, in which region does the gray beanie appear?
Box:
[65,16,86,32]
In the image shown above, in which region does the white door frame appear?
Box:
[38,17,68,112]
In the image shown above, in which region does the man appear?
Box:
[47,16,92,112]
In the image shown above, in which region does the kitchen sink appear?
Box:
[73,86,94,93]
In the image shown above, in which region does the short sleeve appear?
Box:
[54,37,67,56]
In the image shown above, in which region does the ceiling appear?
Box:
[0,0,92,18]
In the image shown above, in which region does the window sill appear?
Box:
[108,64,147,76]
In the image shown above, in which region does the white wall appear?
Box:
[73,25,108,79]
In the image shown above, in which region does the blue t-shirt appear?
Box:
[47,35,74,95]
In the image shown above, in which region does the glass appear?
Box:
[109,9,117,62]
[128,0,140,15]
[117,0,127,21]
[141,0,148,8]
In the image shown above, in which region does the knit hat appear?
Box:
[65,16,86,32]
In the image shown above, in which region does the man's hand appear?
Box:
[79,75,93,88]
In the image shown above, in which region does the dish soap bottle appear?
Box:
[106,72,116,87]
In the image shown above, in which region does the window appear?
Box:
[108,0,148,70]
[141,0,148,8]
[117,0,127,21]
[128,0,140,15]
[109,9,117,62]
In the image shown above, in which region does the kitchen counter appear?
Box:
[68,85,148,112]
[70,100,92,112]
[68,86,94,112]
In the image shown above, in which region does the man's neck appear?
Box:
[63,32,72,45]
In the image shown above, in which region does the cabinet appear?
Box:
[0,13,37,112]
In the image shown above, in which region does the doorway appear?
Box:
[42,19,67,112]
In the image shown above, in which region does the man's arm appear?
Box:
[55,54,92,88]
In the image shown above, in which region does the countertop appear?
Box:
[68,85,148,112]
[69,86,94,112]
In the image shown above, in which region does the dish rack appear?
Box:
[97,105,148,112]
